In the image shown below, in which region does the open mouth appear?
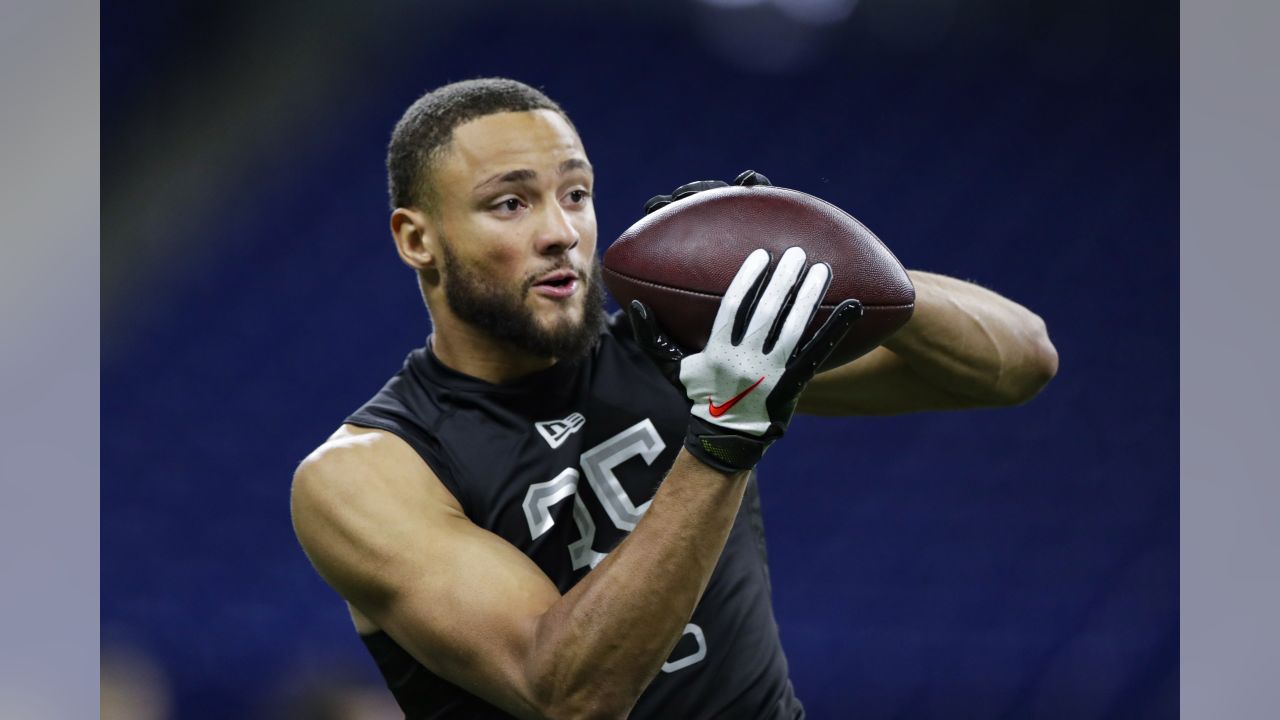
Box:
[532,269,580,298]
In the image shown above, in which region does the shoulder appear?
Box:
[291,424,482,613]
[290,425,466,604]
[292,424,461,516]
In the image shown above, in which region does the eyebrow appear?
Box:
[473,158,593,192]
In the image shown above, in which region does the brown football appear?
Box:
[603,184,915,371]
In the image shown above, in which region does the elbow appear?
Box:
[552,699,634,720]
[992,316,1059,406]
[526,654,637,720]
[531,685,634,720]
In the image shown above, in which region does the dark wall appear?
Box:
[103,1,1177,716]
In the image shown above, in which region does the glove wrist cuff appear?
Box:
[683,418,773,473]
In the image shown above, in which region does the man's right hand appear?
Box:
[629,247,862,473]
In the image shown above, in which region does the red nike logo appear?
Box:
[708,376,766,417]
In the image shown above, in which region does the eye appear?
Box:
[567,189,590,204]
[491,197,525,215]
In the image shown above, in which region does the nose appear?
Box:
[533,200,580,256]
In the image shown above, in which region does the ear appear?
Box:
[390,207,439,271]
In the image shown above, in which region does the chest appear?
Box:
[446,351,690,591]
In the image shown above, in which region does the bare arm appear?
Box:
[291,424,748,720]
[531,449,747,716]
[798,270,1059,415]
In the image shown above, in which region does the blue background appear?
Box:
[103,1,1176,717]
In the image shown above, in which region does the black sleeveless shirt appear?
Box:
[345,311,804,719]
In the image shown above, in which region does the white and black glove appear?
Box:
[629,247,863,473]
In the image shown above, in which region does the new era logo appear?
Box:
[535,412,586,449]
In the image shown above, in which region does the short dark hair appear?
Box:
[386,78,572,211]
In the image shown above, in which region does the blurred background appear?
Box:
[103,0,1176,717]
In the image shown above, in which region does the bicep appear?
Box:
[796,346,976,415]
[290,429,560,718]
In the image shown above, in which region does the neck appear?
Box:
[427,313,558,385]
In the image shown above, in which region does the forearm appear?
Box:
[884,270,1058,404]
[528,450,749,717]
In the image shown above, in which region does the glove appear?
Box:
[643,169,771,214]
[629,247,863,473]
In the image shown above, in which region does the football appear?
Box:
[603,184,915,371]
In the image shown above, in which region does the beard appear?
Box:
[437,240,607,362]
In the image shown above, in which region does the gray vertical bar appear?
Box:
[0,0,100,715]
[1182,0,1280,716]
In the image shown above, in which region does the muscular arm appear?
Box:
[532,450,747,715]
[291,425,748,720]
[798,270,1059,415]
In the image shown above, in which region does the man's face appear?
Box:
[428,110,603,360]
